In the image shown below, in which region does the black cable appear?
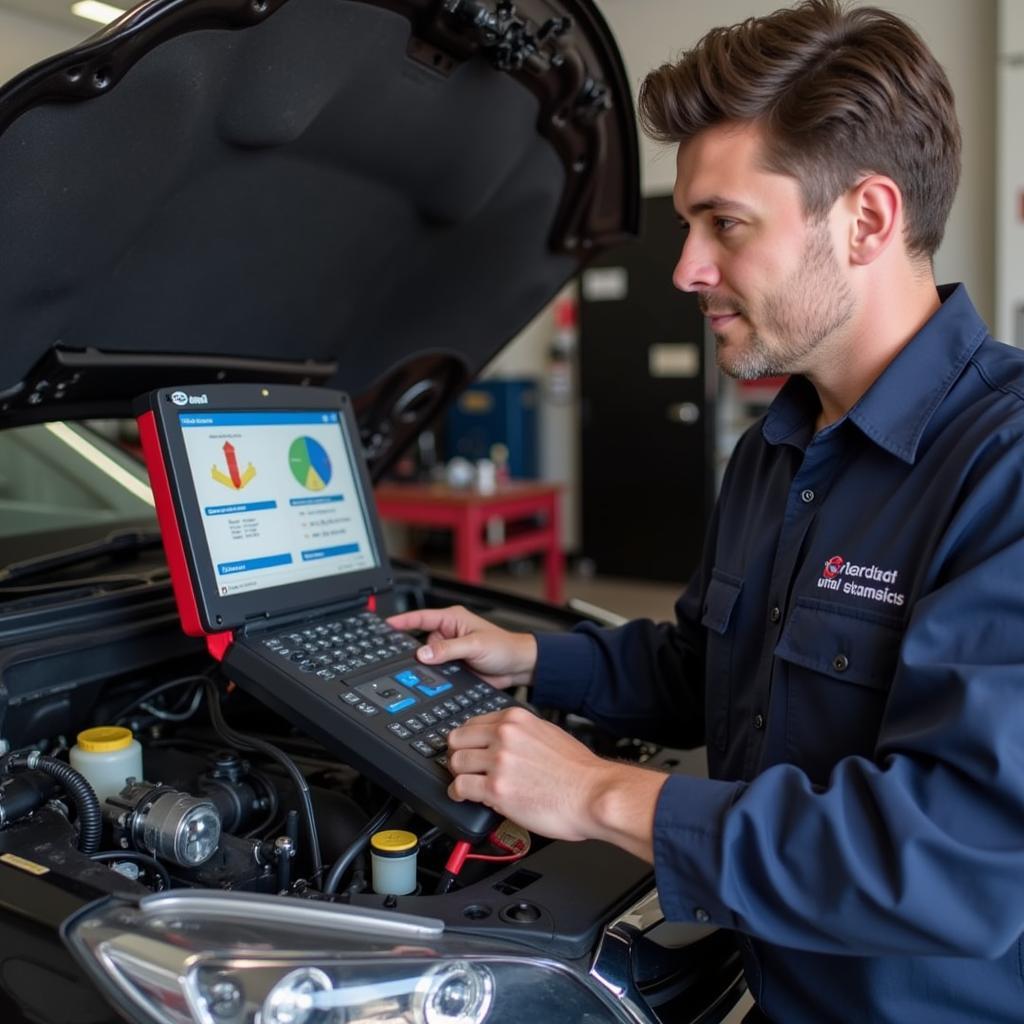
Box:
[110,674,211,724]
[419,825,443,848]
[91,850,172,891]
[204,680,323,886]
[323,796,400,896]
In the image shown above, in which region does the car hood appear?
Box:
[0,0,638,477]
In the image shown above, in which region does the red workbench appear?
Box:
[374,481,564,604]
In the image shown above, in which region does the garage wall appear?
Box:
[997,0,1024,345]
[0,9,84,85]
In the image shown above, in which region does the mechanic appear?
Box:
[390,2,1024,1021]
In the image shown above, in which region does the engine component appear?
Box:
[0,770,58,827]
[370,829,419,896]
[105,781,221,867]
[274,835,295,891]
[195,749,276,836]
[0,751,102,854]
[69,726,144,803]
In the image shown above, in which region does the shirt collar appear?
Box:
[762,284,988,463]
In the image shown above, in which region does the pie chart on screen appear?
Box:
[289,436,332,491]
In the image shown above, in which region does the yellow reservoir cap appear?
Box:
[76,726,134,753]
[370,829,419,856]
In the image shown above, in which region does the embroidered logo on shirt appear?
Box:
[823,555,845,579]
[818,555,905,607]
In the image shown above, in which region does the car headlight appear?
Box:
[62,891,646,1024]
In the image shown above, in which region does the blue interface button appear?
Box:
[386,697,417,714]
[418,682,453,698]
[301,544,360,561]
[217,553,293,576]
[394,669,452,698]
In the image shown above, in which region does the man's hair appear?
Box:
[638,0,961,260]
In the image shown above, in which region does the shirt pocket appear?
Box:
[701,569,743,753]
[774,598,903,783]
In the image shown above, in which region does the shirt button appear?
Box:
[769,606,781,624]
[753,712,765,730]
[801,489,815,504]
[833,654,849,672]
[694,908,711,923]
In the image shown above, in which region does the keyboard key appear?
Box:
[432,705,450,720]
[418,681,453,698]
[404,717,425,733]
[410,739,435,758]
[356,702,379,716]
[425,732,447,751]
[341,691,361,705]
[388,723,412,739]
[442,699,460,713]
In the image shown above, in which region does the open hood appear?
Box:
[0,0,639,476]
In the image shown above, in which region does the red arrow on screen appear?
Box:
[223,442,242,488]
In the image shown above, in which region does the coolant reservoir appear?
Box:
[370,829,419,895]
[70,726,143,803]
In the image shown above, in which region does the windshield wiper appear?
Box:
[0,529,165,585]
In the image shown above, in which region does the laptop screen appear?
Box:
[177,409,380,598]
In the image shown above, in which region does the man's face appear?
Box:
[672,122,855,380]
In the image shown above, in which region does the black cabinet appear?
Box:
[579,194,715,583]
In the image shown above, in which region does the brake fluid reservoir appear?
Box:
[370,829,419,895]
[70,727,143,803]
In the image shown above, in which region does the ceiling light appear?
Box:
[70,1,127,26]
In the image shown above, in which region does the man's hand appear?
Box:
[446,707,669,861]
[387,605,537,689]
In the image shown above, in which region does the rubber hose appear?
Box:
[323,796,400,895]
[5,753,102,855]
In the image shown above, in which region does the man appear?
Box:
[390,2,1024,1020]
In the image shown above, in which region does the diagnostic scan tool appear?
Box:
[137,383,518,841]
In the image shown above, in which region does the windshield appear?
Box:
[0,422,155,562]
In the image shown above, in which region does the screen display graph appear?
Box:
[178,410,378,597]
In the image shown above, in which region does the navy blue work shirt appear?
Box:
[533,285,1024,1023]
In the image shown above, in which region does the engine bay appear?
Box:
[0,564,660,958]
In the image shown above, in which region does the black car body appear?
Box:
[0,3,744,1022]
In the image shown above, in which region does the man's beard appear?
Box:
[704,223,856,381]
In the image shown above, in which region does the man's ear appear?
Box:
[846,175,902,266]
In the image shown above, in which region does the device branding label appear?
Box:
[171,391,209,406]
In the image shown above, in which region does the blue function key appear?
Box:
[394,667,453,699]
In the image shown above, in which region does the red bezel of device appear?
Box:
[137,409,233,659]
